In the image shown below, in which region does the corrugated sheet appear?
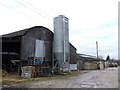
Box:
[35,40,45,57]
[69,64,77,70]
[70,43,77,64]
[2,29,28,38]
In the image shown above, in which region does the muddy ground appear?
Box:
[2,67,119,88]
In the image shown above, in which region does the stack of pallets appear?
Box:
[21,57,50,78]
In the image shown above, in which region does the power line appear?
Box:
[20,0,53,19]
[0,0,73,32]
[1,0,75,31]
[14,0,52,21]
[0,1,51,28]
[0,2,16,11]
[14,0,73,31]
[14,0,53,30]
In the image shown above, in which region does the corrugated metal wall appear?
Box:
[70,43,77,64]
[21,37,35,60]
[35,40,45,57]
[21,26,53,63]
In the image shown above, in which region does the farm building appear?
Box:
[77,54,106,70]
[1,15,77,76]
[1,26,53,75]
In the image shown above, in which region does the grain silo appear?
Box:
[53,15,70,72]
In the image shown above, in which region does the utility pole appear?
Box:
[96,41,99,60]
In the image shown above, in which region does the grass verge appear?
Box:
[2,71,80,82]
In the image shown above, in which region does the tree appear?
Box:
[106,55,110,61]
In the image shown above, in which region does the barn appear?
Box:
[1,15,78,77]
[1,26,53,73]
[1,26,77,75]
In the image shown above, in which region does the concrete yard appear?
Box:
[2,67,119,88]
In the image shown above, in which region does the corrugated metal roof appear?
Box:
[1,26,53,38]
[77,53,104,61]
[77,53,97,58]
[2,29,28,38]
[69,43,77,50]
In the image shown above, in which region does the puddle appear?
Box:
[80,83,94,88]
[80,71,88,74]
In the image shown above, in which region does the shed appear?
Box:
[77,54,105,70]
[1,26,53,72]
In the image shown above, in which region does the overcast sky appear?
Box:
[0,0,119,59]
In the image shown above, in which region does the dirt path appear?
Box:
[2,67,119,88]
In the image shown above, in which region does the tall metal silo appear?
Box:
[53,15,70,72]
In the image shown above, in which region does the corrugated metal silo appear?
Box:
[53,15,70,72]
